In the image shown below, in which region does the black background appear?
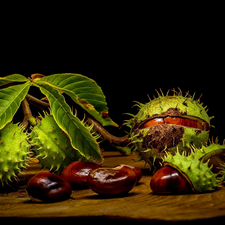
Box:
[1,8,224,144]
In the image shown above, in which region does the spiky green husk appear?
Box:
[0,123,30,185]
[30,114,85,174]
[163,151,219,193]
[125,91,211,171]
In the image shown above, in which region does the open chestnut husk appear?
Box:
[87,166,137,195]
[26,172,72,202]
[150,150,220,194]
[150,166,193,194]
[60,161,100,189]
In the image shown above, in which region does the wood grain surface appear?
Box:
[1,151,225,224]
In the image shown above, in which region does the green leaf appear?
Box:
[33,73,118,127]
[34,82,103,163]
[0,81,31,129]
[0,74,28,87]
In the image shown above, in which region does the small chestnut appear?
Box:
[87,166,137,195]
[150,166,193,194]
[60,161,100,189]
[26,172,72,202]
[114,164,142,182]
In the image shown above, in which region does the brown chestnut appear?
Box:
[60,161,100,189]
[150,166,193,194]
[87,166,137,195]
[114,164,142,183]
[26,172,72,202]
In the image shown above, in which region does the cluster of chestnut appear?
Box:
[26,161,142,202]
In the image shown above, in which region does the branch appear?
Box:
[25,94,131,154]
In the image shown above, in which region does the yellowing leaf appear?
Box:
[34,73,118,127]
[34,82,103,163]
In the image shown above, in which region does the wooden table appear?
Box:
[1,151,225,224]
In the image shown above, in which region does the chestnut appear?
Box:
[26,172,72,202]
[114,164,142,182]
[150,166,193,194]
[87,166,137,195]
[60,161,100,189]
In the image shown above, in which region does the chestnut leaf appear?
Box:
[33,81,103,163]
[32,73,118,127]
[0,81,31,129]
[0,74,29,87]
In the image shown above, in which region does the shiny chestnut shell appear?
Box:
[150,166,193,194]
[26,172,72,202]
[114,164,142,182]
[87,166,137,195]
[60,161,100,189]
